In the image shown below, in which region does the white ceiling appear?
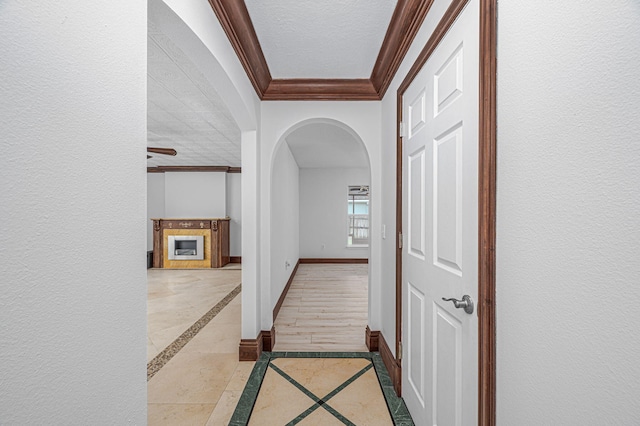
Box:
[285,123,369,169]
[147,19,241,168]
[245,0,397,79]
[147,1,396,168]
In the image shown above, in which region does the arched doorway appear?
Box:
[269,118,372,351]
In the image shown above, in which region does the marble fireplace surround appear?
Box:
[152,218,230,269]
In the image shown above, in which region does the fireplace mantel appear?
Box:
[151,218,230,269]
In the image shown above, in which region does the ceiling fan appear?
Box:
[147,147,177,159]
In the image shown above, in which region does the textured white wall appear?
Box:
[0,1,147,424]
[496,1,640,422]
[147,172,241,253]
[164,172,227,218]
[270,143,300,310]
[299,168,370,259]
[241,130,262,338]
[226,173,242,257]
[147,173,166,250]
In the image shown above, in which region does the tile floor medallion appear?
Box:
[230,352,414,426]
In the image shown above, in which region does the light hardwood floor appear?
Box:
[273,263,369,352]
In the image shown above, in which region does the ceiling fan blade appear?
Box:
[147,147,177,156]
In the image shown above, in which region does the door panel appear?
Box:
[408,147,426,259]
[435,44,464,116]
[434,124,463,275]
[409,90,427,136]
[433,302,462,425]
[408,283,426,406]
[402,1,479,424]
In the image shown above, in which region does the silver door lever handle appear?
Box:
[442,295,474,314]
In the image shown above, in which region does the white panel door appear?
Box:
[402,1,479,425]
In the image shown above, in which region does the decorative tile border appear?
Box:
[372,352,414,425]
[229,351,414,426]
[147,283,241,381]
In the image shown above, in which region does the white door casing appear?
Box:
[401,1,479,425]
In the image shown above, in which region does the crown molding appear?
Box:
[147,166,241,173]
[371,0,435,98]
[263,79,378,101]
[207,0,270,97]
[208,0,432,101]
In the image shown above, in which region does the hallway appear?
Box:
[273,263,369,352]
[146,263,390,425]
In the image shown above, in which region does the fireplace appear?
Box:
[167,235,204,260]
[152,218,230,268]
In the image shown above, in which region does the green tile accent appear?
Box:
[228,353,270,426]
[371,353,415,425]
[311,363,373,402]
[229,352,415,426]
[287,401,356,426]
[269,361,372,425]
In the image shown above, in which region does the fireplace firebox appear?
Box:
[167,235,204,260]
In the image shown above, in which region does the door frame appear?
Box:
[395,0,496,424]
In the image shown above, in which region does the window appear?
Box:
[347,185,369,247]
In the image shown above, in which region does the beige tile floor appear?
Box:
[147,266,252,425]
[147,266,241,361]
[147,263,373,425]
[248,357,392,425]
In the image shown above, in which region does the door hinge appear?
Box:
[398,232,403,249]
[398,341,403,360]
[399,122,405,139]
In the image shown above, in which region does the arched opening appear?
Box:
[269,118,372,351]
[146,1,261,420]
